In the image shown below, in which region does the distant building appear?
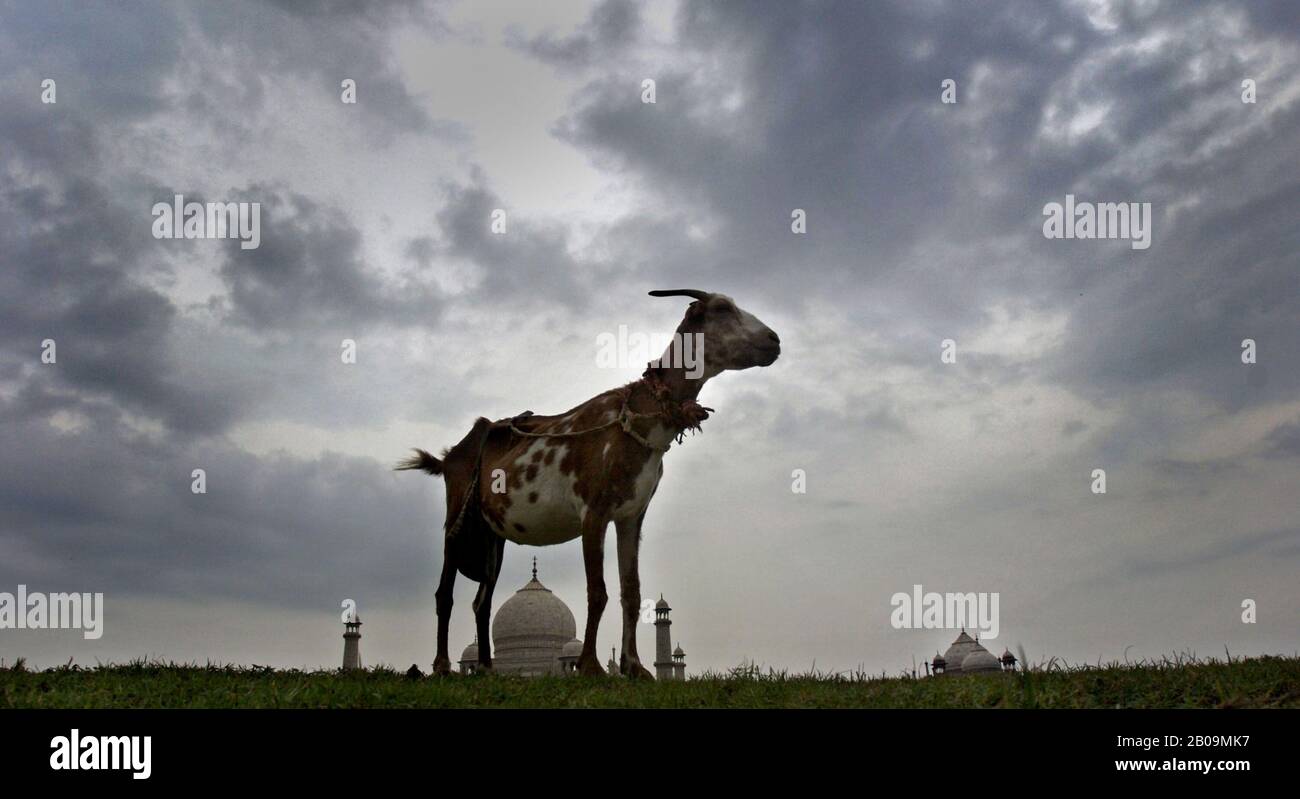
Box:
[652,594,689,680]
[927,629,1017,676]
[342,611,362,670]
[458,558,686,678]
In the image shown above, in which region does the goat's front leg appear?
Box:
[615,512,654,680]
[576,515,609,676]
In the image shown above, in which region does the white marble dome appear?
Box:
[560,638,583,659]
[459,639,479,664]
[490,569,578,676]
[942,630,980,672]
[961,646,1001,673]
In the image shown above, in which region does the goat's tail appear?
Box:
[394,448,443,476]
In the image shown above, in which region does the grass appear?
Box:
[2,653,1296,709]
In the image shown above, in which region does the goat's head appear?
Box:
[649,289,780,379]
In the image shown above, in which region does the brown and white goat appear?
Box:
[397,289,780,677]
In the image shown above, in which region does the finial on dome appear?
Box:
[532,556,537,580]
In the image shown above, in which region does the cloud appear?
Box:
[512,0,642,68]
[0,405,438,609]
[1262,417,1300,459]
[0,173,251,436]
[217,187,447,331]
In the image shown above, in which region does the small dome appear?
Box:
[459,639,479,663]
[656,594,670,609]
[673,645,685,656]
[961,646,1001,673]
[560,638,583,658]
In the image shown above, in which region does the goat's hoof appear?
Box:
[624,662,655,681]
[577,654,606,677]
[432,656,452,676]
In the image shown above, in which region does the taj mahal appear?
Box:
[338,567,1021,679]
[926,629,1018,676]
[457,559,687,678]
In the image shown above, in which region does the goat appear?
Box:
[397,289,780,677]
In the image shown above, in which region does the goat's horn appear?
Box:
[649,289,712,301]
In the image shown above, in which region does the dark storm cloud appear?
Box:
[0,1,439,137]
[215,172,601,331]
[513,0,642,68]
[426,172,593,308]
[0,175,249,436]
[1262,417,1300,459]
[217,187,447,331]
[0,406,438,608]
[1128,526,1300,577]
[185,0,441,136]
[0,1,183,124]
[0,0,454,439]
[545,0,1097,298]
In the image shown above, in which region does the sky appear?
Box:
[1,0,1297,675]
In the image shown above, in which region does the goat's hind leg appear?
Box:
[433,553,457,676]
[472,535,505,673]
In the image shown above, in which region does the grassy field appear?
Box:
[3,654,1297,709]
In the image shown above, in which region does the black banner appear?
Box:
[2,709,1288,785]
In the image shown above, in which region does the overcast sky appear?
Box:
[2,0,1297,675]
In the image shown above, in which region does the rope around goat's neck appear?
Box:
[504,377,708,454]
[448,381,703,540]
[506,398,671,453]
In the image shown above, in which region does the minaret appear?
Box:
[342,611,362,670]
[672,642,686,681]
[653,594,673,680]
[607,647,619,676]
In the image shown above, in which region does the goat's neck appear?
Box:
[645,322,710,404]
[643,364,707,405]
[634,365,711,453]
